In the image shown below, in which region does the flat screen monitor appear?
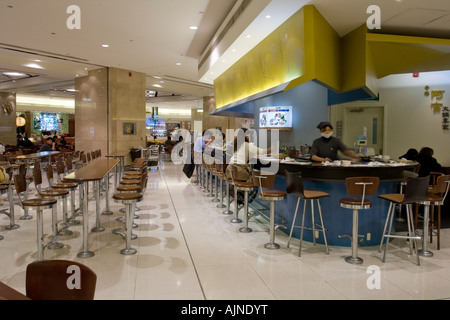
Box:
[259,106,292,130]
[40,113,58,131]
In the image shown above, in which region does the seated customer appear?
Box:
[39,138,56,152]
[416,147,442,179]
[399,148,418,161]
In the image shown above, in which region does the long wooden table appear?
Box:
[105,151,129,188]
[64,158,119,258]
[13,151,60,163]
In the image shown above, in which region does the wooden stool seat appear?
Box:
[340,197,372,208]
[113,192,143,202]
[258,190,287,201]
[51,182,78,190]
[22,198,57,209]
[116,185,141,192]
[39,189,69,198]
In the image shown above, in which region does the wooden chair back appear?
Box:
[26,260,97,300]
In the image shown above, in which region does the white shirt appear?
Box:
[229,142,265,165]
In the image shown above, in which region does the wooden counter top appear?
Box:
[64,158,119,182]
[13,151,60,160]
[105,150,129,157]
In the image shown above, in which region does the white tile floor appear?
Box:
[1,159,450,300]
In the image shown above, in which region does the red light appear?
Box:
[413,72,419,78]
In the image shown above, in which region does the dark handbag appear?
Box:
[183,157,195,178]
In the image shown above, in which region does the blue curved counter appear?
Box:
[252,161,417,247]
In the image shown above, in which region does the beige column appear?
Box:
[75,67,146,165]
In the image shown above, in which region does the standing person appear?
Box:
[417,147,442,179]
[310,121,359,162]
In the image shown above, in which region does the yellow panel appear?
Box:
[214,8,306,109]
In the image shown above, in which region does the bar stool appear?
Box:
[115,171,148,236]
[14,174,57,261]
[215,163,227,209]
[339,176,379,264]
[210,162,220,203]
[32,165,70,248]
[228,165,255,232]
[226,164,243,224]
[0,167,20,231]
[18,163,34,220]
[48,162,81,226]
[425,175,450,251]
[285,170,329,256]
[378,176,429,265]
[223,172,234,215]
[112,192,143,255]
[252,169,287,250]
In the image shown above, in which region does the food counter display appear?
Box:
[252,158,418,247]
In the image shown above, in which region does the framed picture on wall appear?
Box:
[123,122,136,135]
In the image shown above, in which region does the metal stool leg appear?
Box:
[36,209,45,261]
[265,201,280,250]
[212,174,220,202]
[239,190,252,233]
[223,182,233,215]
[121,202,137,255]
[217,177,226,208]
[317,199,329,254]
[47,205,64,250]
[230,186,241,223]
[345,209,363,264]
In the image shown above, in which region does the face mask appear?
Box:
[321,132,333,139]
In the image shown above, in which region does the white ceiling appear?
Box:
[1,0,450,105]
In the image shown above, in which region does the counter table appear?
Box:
[253,159,418,247]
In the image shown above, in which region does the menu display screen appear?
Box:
[259,106,293,130]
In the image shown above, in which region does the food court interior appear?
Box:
[1,0,450,301]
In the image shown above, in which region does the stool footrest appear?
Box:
[384,234,421,240]
[338,234,364,239]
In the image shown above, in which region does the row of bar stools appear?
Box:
[113,170,148,255]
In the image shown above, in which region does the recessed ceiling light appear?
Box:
[2,72,27,77]
[176,62,182,66]
[246,34,251,38]
[34,59,41,62]
[266,15,271,19]
[189,26,198,30]
[101,44,110,48]
[24,63,44,69]
[153,84,162,88]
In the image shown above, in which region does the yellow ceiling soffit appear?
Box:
[214,6,307,109]
[285,5,341,92]
[366,33,450,79]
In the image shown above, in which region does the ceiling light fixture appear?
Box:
[189,26,198,30]
[101,44,110,48]
[153,84,162,88]
[24,63,44,69]
[176,62,182,66]
[2,72,27,77]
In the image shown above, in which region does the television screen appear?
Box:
[146,116,154,127]
[259,106,292,130]
[40,113,58,131]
